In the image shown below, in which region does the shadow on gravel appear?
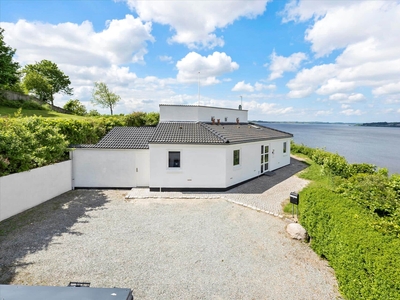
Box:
[0,190,109,284]
[223,157,309,195]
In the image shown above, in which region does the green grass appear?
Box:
[0,106,85,119]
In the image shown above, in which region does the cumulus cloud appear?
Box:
[328,93,365,104]
[119,0,269,48]
[232,81,275,92]
[1,15,154,66]
[315,110,333,116]
[267,51,307,80]
[176,52,239,85]
[341,109,363,116]
[283,1,400,102]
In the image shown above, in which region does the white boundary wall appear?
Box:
[0,161,72,222]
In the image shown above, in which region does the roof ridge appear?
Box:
[200,122,229,143]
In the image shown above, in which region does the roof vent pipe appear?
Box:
[217,119,220,125]
[236,117,239,124]
[211,117,215,125]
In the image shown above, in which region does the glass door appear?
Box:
[261,145,269,173]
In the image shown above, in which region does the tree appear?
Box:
[63,99,87,116]
[91,82,120,115]
[22,59,73,106]
[0,27,20,90]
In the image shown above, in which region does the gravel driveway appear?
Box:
[0,189,341,299]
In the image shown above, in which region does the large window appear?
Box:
[233,149,240,166]
[283,142,287,154]
[168,151,180,168]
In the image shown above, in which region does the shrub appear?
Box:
[0,116,68,176]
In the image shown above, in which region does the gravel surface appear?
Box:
[0,190,341,299]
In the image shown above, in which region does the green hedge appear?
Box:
[293,142,400,298]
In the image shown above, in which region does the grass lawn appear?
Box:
[0,106,85,119]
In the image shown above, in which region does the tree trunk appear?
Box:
[110,105,113,115]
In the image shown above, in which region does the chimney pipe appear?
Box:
[236,117,239,124]
[212,117,215,125]
[217,119,220,125]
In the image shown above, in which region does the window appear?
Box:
[283,142,287,154]
[168,151,180,168]
[225,117,228,122]
[233,149,240,166]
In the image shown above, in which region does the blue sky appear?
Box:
[1,0,400,122]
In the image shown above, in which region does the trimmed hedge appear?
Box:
[293,142,400,299]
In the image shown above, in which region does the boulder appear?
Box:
[286,223,308,241]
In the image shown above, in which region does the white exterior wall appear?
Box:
[226,138,291,187]
[160,105,248,123]
[0,161,72,222]
[71,149,150,188]
[149,144,227,189]
[149,138,291,190]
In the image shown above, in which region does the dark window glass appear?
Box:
[233,149,240,166]
[283,142,287,153]
[169,151,180,168]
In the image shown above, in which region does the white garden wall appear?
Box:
[0,161,72,222]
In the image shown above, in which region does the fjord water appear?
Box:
[259,122,400,175]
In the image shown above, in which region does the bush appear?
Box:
[294,144,400,299]
[0,98,44,110]
[0,116,68,176]
[300,184,400,299]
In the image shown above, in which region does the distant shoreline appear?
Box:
[254,121,400,128]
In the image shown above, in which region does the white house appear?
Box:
[71,105,293,191]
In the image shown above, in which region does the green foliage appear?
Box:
[293,143,400,298]
[63,99,87,116]
[0,27,20,89]
[91,82,120,115]
[0,116,68,176]
[0,97,45,110]
[88,109,101,116]
[125,111,159,126]
[22,60,73,106]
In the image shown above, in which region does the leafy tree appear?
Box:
[22,59,73,106]
[88,109,101,116]
[0,27,20,90]
[63,99,87,116]
[91,82,120,115]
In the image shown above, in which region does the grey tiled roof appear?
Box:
[149,122,292,145]
[149,122,228,144]
[72,122,292,149]
[201,122,293,144]
[73,127,156,149]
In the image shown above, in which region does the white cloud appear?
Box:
[373,82,400,96]
[119,0,269,49]
[159,55,173,63]
[232,81,276,92]
[176,52,239,85]
[246,101,294,115]
[283,1,400,101]
[267,51,307,80]
[232,81,254,92]
[315,110,333,116]
[1,15,154,66]
[316,79,355,95]
[341,109,363,116]
[329,93,365,104]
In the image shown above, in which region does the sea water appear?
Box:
[258,122,400,175]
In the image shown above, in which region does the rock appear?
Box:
[286,223,308,241]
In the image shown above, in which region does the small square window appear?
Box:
[233,149,240,166]
[168,151,180,168]
[225,117,228,122]
[283,142,287,154]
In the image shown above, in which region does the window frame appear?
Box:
[168,151,181,168]
[283,141,287,154]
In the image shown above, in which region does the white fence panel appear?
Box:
[0,161,72,222]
